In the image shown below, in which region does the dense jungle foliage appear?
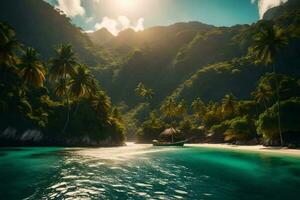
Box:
[1,0,300,146]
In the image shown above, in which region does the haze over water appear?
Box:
[0,144,300,200]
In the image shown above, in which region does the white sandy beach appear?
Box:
[187,143,300,157]
[70,143,300,160]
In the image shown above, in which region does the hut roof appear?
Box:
[160,128,180,136]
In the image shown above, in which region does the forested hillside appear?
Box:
[0,0,125,146]
[92,22,249,107]
[0,21,125,146]
[1,0,300,146]
[90,0,300,108]
[171,1,300,104]
[88,0,300,145]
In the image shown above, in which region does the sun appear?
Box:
[119,0,131,7]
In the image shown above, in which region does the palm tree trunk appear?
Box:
[273,64,284,146]
[62,73,70,133]
[170,117,175,143]
[62,90,70,133]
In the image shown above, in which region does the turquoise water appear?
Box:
[0,144,300,200]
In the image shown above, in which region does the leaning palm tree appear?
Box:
[251,23,288,146]
[50,44,78,132]
[0,22,21,65]
[19,47,45,87]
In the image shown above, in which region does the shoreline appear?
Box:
[187,143,300,157]
[2,142,300,157]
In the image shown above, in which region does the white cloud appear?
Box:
[118,16,131,30]
[55,0,85,17]
[251,0,288,19]
[94,16,145,36]
[95,17,119,35]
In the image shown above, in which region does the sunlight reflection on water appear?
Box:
[42,143,192,199]
[73,142,177,161]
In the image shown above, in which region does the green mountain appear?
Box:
[88,28,114,46]
[3,0,295,110]
[92,22,247,107]
[90,0,300,109]
[171,0,300,105]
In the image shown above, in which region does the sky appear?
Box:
[44,0,288,35]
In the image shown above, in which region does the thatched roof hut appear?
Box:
[159,128,184,142]
[160,128,179,136]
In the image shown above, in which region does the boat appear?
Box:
[153,140,186,147]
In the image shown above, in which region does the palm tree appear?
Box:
[160,98,178,121]
[176,100,187,118]
[0,22,21,65]
[69,65,98,99]
[135,82,146,97]
[192,98,206,123]
[135,82,155,101]
[143,88,154,100]
[50,44,78,132]
[111,107,123,122]
[252,85,273,109]
[19,48,45,87]
[69,65,98,115]
[91,91,111,122]
[221,93,236,119]
[49,44,77,80]
[251,23,288,146]
[53,78,68,99]
[160,98,180,142]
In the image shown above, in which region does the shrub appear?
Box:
[256,98,300,142]
[224,116,257,143]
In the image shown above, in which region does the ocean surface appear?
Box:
[0,143,300,200]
